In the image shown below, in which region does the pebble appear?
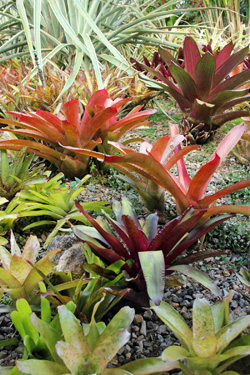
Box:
[140,321,147,336]
[133,314,143,324]
[143,310,153,320]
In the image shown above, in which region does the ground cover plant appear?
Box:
[0,3,250,375]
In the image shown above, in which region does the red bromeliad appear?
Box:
[73,197,229,307]
[0,89,155,178]
[138,36,250,143]
[104,123,250,220]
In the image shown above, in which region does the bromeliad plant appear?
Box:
[140,35,250,143]
[0,231,60,304]
[0,147,47,200]
[72,196,229,307]
[16,300,179,375]
[0,196,24,245]
[15,172,111,248]
[152,291,250,375]
[106,131,199,217]
[104,123,250,220]
[0,89,155,178]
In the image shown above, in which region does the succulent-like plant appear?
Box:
[0,89,155,177]
[73,196,229,307]
[106,131,199,217]
[10,290,56,361]
[0,231,60,304]
[15,172,111,248]
[0,196,23,245]
[0,147,47,200]
[152,291,250,374]
[105,123,250,219]
[139,36,250,143]
[16,300,179,375]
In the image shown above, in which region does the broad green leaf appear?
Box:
[193,298,215,338]
[13,299,39,343]
[91,329,130,371]
[191,334,218,358]
[58,305,90,356]
[162,345,190,361]
[56,341,89,374]
[102,369,133,375]
[152,301,193,351]
[211,300,226,334]
[216,345,250,363]
[0,268,21,288]
[17,359,67,375]
[39,282,51,324]
[169,265,221,297]
[216,315,250,353]
[30,313,63,363]
[0,150,9,185]
[0,337,19,347]
[139,251,165,305]
[121,357,180,374]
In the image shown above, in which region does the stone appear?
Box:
[47,234,86,279]
[133,314,143,324]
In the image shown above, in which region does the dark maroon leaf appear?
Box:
[215,41,234,70]
[213,45,249,88]
[165,214,233,264]
[212,110,250,128]
[209,69,250,96]
[193,52,216,99]
[158,45,180,66]
[169,62,198,103]
[75,201,129,259]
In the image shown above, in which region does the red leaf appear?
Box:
[166,214,232,264]
[80,107,117,145]
[122,215,150,258]
[62,100,80,128]
[183,36,201,78]
[74,201,128,259]
[213,45,249,88]
[187,153,221,201]
[215,41,234,70]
